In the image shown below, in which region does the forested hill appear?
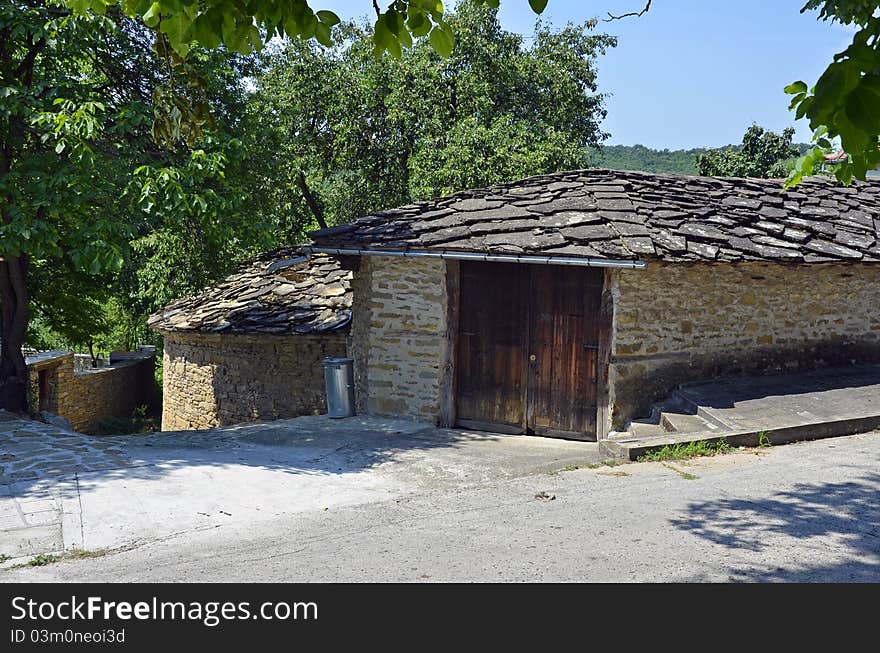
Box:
[591,144,710,175]
[594,142,814,176]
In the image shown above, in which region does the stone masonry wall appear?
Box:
[27,349,157,433]
[161,332,347,431]
[610,262,880,428]
[351,256,448,422]
[348,257,373,416]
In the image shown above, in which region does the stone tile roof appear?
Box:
[309,169,880,263]
[148,250,352,335]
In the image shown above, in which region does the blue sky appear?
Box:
[317,1,855,149]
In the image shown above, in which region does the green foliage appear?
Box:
[788,2,880,184]
[64,0,545,60]
[60,1,550,148]
[1,5,259,365]
[695,125,802,178]
[0,6,136,273]
[242,3,615,230]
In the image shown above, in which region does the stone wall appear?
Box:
[160,331,347,431]
[610,262,880,427]
[27,348,157,433]
[350,256,448,422]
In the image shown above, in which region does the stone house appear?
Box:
[149,249,351,430]
[304,168,880,441]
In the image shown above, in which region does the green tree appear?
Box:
[0,2,259,412]
[404,6,614,198]
[695,125,801,178]
[64,1,553,150]
[240,3,615,235]
[0,3,146,411]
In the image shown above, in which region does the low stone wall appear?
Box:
[160,331,347,431]
[26,348,158,433]
[609,262,880,428]
[350,256,449,422]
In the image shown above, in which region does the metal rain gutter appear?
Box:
[303,246,646,270]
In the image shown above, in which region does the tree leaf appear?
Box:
[529,0,549,13]
[316,10,341,27]
[315,21,332,47]
[429,26,453,58]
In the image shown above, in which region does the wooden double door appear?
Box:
[455,262,603,440]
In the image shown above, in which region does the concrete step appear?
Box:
[659,410,721,434]
[601,413,880,462]
[628,419,667,438]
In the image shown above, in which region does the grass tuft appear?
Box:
[637,439,733,462]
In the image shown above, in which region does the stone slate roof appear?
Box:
[310,169,880,263]
[148,249,352,335]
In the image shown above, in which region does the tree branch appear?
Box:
[606,0,652,21]
[15,38,46,87]
[295,168,328,230]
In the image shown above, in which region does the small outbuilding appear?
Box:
[149,250,352,430]
[307,168,880,441]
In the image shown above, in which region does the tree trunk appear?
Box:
[0,253,29,413]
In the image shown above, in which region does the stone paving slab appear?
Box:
[0,419,130,483]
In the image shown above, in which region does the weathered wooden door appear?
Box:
[456,262,530,432]
[455,262,603,440]
[526,265,602,437]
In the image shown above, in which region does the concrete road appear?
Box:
[4,431,878,582]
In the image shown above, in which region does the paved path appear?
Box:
[0,414,603,561]
[5,431,878,582]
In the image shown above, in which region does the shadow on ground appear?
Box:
[2,416,509,491]
[672,471,880,582]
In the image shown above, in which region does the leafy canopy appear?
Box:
[241,3,615,232]
[63,1,547,59]
[62,1,552,149]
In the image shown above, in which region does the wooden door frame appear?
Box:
[595,268,616,441]
[438,260,460,428]
[440,260,613,440]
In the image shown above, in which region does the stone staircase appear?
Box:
[599,366,880,461]
[600,391,731,461]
